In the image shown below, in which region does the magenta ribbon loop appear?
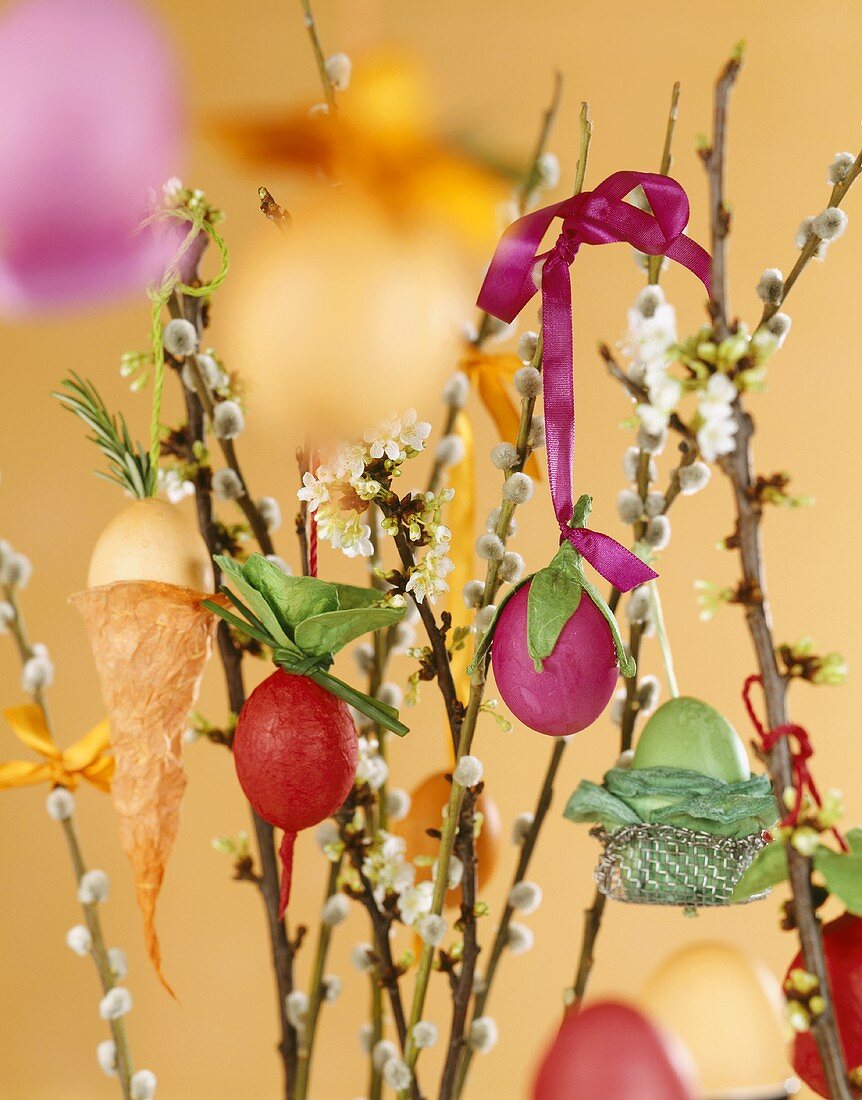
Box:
[478,171,712,594]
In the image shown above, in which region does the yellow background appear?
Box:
[1,1,860,1097]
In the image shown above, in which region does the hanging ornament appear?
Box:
[787,914,862,1098]
[531,1000,698,1100]
[565,694,776,907]
[206,554,409,914]
[394,770,502,901]
[642,941,791,1099]
[0,0,183,315]
[469,172,711,737]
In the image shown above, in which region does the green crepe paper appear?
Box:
[565,765,777,840]
[469,496,634,677]
[203,554,409,736]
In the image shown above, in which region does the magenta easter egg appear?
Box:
[491,581,618,736]
[532,1001,698,1100]
[0,0,183,314]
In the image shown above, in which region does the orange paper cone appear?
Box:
[71,580,217,993]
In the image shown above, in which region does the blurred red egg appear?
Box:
[532,1001,698,1100]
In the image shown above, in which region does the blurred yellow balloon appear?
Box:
[641,941,792,1099]
[223,188,472,439]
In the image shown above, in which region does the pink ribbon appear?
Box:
[478,171,712,593]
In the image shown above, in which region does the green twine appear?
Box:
[141,207,231,482]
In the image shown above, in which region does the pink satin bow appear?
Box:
[478,170,712,593]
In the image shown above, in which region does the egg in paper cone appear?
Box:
[71,579,218,993]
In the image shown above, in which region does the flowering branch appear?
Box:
[0,561,143,1100]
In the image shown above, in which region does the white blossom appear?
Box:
[386,788,411,823]
[321,894,350,926]
[397,881,433,926]
[96,1040,118,1076]
[324,52,352,91]
[697,416,739,463]
[78,869,109,904]
[503,472,533,504]
[453,755,483,787]
[99,987,132,1020]
[508,881,542,914]
[66,924,92,956]
[399,408,432,452]
[417,913,447,947]
[356,753,389,792]
[46,787,75,821]
[469,1016,499,1053]
[413,1020,439,1049]
[297,471,330,513]
[405,542,454,604]
[506,921,534,955]
[130,1070,157,1100]
[163,318,198,358]
[316,503,374,559]
[286,990,308,1028]
[212,400,244,440]
[512,812,534,844]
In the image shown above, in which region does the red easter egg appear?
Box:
[789,913,862,1097]
[491,582,619,736]
[532,1001,698,1100]
[234,669,358,914]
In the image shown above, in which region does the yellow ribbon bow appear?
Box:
[448,350,542,708]
[0,705,113,792]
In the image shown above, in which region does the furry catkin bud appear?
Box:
[163,318,198,358]
[828,152,856,185]
[517,331,540,362]
[508,881,543,914]
[435,434,466,467]
[490,443,519,470]
[470,1016,499,1053]
[462,579,486,608]
[386,788,411,822]
[257,497,282,533]
[644,492,665,517]
[412,1021,439,1049]
[499,552,525,584]
[645,515,671,550]
[475,604,497,632]
[512,812,534,844]
[678,461,711,495]
[506,922,534,955]
[46,787,75,821]
[99,988,132,1020]
[756,268,784,305]
[766,312,792,347]
[78,869,109,904]
[812,207,848,241]
[626,587,651,625]
[321,894,350,926]
[213,468,243,502]
[636,425,667,456]
[417,913,447,947]
[503,473,534,504]
[635,285,665,318]
[442,371,470,408]
[453,755,483,787]
[527,415,546,450]
[476,533,505,561]
[637,674,661,714]
[324,52,352,91]
[130,1070,157,1100]
[213,400,245,440]
[513,365,542,397]
[616,489,643,524]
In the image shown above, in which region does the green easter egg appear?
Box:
[632,696,750,783]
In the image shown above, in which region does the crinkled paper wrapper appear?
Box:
[72,581,218,993]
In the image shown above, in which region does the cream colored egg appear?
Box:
[641,941,791,1098]
[88,498,214,593]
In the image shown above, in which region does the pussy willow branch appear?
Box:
[452,737,567,1100]
[2,587,135,1100]
[298,0,337,115]
[167,283,299,1099]
[705,49,852,1100]
[648,81,681,286]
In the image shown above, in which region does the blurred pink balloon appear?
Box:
[532,1001,698,1100]
[0,0,184,315]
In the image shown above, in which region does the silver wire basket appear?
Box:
[591,824,769,908]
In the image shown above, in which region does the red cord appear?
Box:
[308,510,318,579]
[742,674,848,852]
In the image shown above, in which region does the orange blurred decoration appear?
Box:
[394,770,502,901]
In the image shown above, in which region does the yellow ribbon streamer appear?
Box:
[447,351,542,718]
[0,705,113,792]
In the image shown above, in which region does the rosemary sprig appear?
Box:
[54,374,156,499]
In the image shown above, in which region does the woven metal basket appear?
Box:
[592,824,769,908]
